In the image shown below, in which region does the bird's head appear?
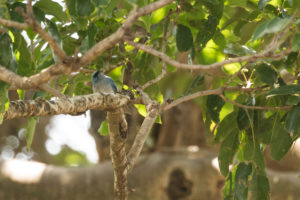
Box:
[91,70,103,84]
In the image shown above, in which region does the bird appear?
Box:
[92,70,118,94]
[91,70,127,139]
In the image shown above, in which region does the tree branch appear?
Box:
[125,41,292,73]
[79,0,173,67]
[25,0,67,61]
[219,94,292,111]
[0,63,76,90]
[161,86,292,111]
[0,17,28,29]
[107,108,128,200]
[126,102,160,172]
[3,93,130,121]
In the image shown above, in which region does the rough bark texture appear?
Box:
[0,149,224,200]
[4,93,130,120]
[155,101,218,152]
[107,108,128,200]
[0,149,299,200]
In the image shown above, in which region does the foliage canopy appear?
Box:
[0,0,299,199]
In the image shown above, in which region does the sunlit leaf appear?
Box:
[135,104,147,117]
[98,120,109,136]
[26,117,38,152]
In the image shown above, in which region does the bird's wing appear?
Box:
[106,77,118,93]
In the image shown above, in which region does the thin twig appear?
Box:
[125,41,293,73]
[39,84,65,98]
[161,86,290,111]
[25,0,67,61]
[80,0,173,67]
[141,13,170,90]
[219,94,291,110]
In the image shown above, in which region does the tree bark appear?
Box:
[0,149,224,200]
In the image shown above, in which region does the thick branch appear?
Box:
[0,63,74,90]
[3,93,130,121]
[107,109,128,200]
[0,17,28,29]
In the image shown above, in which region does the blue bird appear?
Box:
[92,70,118,94]
[91,70,128,139]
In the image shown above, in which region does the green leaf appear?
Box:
[285,52,298,66]
[255,63,277,86]
[207,95,225,123]
[12,31,32,75]
[26,117,38,152]
[267,85,300,97]
[98,120,109,136]
[239,134,254,161]
[35,0,68,21]
[135,104,147,117]
[88,23,98,48]
[67,0,77,18]
[151,6,169,24]
[76,0,95,17]
[218,128,239,176]
[47,21,61,47]
[258,0,271,9]
[92,0,109,6]
[0,33,12,67]
[215,111,238,143]
[253,17,290,40]
[249,173,270,200]
[270,116,293,161]
[292,34,300,51]
[0,1,10,19]
[234,162,252,199]
[176,24,193,52]
[224,43,256,56]
[213,29,226,49]
[285,105,300,137]
[0,85,9,122]
[288,0,300,6]
[237,106,253,130]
